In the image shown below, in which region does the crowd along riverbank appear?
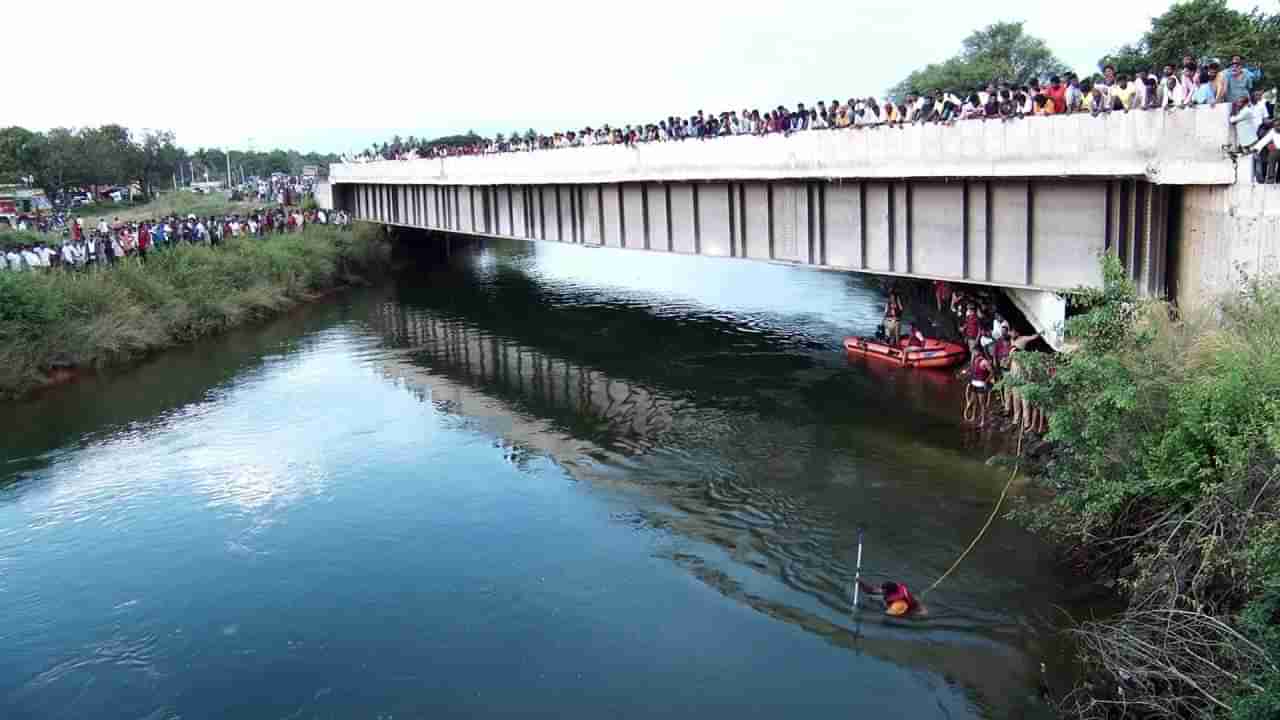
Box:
[0,222,390,398]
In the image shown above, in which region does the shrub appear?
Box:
[1016,257,1280,718]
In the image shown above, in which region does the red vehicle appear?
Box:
[0,198,16,228]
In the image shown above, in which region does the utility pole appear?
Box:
[226,151,232,190]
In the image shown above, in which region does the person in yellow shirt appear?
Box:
[1109,75,1137,110]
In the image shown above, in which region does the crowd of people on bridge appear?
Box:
[1,208,351,272]
[353,54,1278,179]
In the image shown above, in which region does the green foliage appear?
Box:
[0,224,389,396]
[0,126,46,185]
[0,124,338,198]
[1099,0,1280,82]
[73,192,265,225]
[1015,258,1280,717]
[890,21,1069,98]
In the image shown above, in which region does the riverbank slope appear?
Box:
[0,224,389,398]
[1011,258,1280,718]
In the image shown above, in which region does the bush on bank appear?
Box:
[0,223,390,398]
[1012,257,1280,719]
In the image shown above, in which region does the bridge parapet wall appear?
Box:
[332,106,1232,187]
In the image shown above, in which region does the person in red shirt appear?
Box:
[856,579,927,616]
[1046,75,1068,114]
[965,345,995,427]
[962,304,982,355]
[934,280,951,312]
[136,221,151,260]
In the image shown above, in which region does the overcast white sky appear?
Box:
[2,0,1258,153]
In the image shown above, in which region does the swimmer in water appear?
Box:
[856,579,928,616]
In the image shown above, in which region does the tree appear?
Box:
[0,127,45,186]
[890,21,1069,98]
[136,130,182,198]
[41,128,85,191]
[1098,0,1280,83]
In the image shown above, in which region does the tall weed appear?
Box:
[0,224,388,397]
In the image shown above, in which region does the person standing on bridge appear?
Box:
[883,289,905,346]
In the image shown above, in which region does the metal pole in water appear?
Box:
[852,528,864,611]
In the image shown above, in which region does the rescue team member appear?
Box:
[965,346,995,427]
[856,579,927,616]
[906,326,927,347]
[884,289,904,345]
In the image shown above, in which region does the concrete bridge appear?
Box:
[329,106,1278,344]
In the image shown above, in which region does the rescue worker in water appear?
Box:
[856,579,927,617]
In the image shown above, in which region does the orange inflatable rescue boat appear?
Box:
[843,335,968,369]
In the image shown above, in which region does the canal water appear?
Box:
[0,237,1078,719]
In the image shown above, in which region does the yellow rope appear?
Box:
[920,425,1024,598]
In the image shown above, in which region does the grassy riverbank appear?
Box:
[0,224,390,398]
[1012,259,1279,719]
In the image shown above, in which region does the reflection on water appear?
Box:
[0,236,1076,720]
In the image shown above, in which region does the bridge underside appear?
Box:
[337,178,1172,300]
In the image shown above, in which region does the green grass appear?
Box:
[0,229,46,250]
[0,223,389,397]
[71,192,271,225]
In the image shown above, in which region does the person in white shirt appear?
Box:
[1159,75,1189,108]
[20,246,40,271]
[1244,116,1280,182]
[60,242,75,268]
[1133,71,1150,108]
[992,315,1009,341]
[1019,91,1034,116]
[5,248,20,270]
[1096,64,1117,106]
[1231,90,1270,149]
[97,218,109,235]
